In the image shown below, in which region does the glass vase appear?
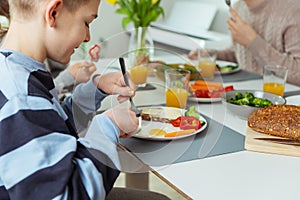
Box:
[128,27,154,67]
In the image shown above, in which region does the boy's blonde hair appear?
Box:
[8,0,91,19]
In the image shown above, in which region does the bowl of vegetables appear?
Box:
[221,90,286,120]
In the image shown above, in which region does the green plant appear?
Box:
[106,0,164,30]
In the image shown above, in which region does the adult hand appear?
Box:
[188,49,198,60]
[67,61,96,83]
[104,105,139,137]
[227,8,257,47]
[93,71,136,103]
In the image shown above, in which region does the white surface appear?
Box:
[149,27,231,51]
[85,0,234,59]
[188,97,222,103]
[152,151,300,200]
[285,95,300,106]
[95,57,300,200]
[152,1,217,38]
[151,80,300,200]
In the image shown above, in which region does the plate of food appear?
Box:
[188,80,234,103]
[134,106,207,141]
[215,60,240,75]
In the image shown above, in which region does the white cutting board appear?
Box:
[245,127,300,157]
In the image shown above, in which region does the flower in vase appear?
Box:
[106,0,164,64]
[106,0,164,30]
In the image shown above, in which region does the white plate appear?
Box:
[215,60,240,75]
[134,106,207,141]
[188,96,221,103]
[285,95,300,106]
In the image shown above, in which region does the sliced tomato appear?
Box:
[171,116,201,130]
[192,85,234,98]
[194,90,210,98]
[209,90,224,98]
[180,116,201,130]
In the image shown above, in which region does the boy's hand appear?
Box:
[94,71,136,103]
[104,105,139,137]
[227,8,257,47]
[67,61,96,83]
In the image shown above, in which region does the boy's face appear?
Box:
[46,0,100,64]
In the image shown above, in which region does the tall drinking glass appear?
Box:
[165,69,190,109]
[197,49,217,79]
[263,65,288,96]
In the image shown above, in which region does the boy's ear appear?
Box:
[45,0,63,27]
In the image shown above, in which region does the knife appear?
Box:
[254,137,300,146]
[284,90,300,98]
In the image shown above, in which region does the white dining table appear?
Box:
[95,56,300,200]
[150,80,300,200]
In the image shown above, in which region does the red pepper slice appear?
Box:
[88,44,101,62]
[224,85,234,92]
[171,116,181,127]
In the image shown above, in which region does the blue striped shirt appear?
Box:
[0,50,120,200]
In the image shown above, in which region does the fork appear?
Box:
[225,0,231,7]
[119,57,141,117]
[225,0,236,22]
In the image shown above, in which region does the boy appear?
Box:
[0,0,139,199]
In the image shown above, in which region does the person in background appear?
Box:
[189,0,300,86]
[0,0,96,92]
[0,0,138,199]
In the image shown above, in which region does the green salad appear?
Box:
[227,92,273,107]
[216,64,239,72]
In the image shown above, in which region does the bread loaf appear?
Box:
[248,105,300,140]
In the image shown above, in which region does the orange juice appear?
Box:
[198,59,216,78]
[165,88,189,108]
[130,65,148,85]
[263,82,285,96]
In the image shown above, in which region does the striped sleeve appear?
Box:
[0,51,120,200]
[0,94,120,200]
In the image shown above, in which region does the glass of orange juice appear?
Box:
[129,63,149,87]
[165,69,190,108]
[263,65,288,96]
[197,49,217,79]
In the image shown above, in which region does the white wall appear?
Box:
[74,0,238,59]
[188,0,238,33]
